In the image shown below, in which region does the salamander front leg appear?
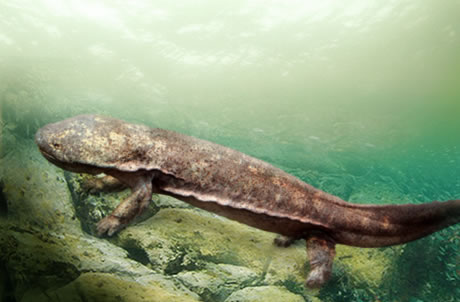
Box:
[97,174,153,236]
[305,235,336,288]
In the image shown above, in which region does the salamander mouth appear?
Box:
[40,149,59,164]
[38,147,66,168]
[38,147,103,175]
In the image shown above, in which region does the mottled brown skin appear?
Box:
[35,114,460,288]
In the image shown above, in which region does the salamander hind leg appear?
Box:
[305,234,336,288]
[97,173,153,236]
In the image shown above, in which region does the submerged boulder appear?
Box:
[111,208,312,301]
[21,272,198,302]
[224,286,305,302]
[175,263,259,302]
[0,142,80,233]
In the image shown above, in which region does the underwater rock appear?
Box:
[175,263,259,302]
[112,208,316,300]
[0,263,9,301]
[224,286,306,302]
[113,208,306,276]
[334,245,397,288]
[0,207,199,301]
[21,272,199,302]
[0,142,80,233]
[261,240,307,286]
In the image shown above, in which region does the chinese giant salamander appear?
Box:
[35,114,460,288]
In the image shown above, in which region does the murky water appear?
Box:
[1,1,459,301]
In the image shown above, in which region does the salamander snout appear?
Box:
[35,125,60,160]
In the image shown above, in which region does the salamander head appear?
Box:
[35,114,118,174]
[36,114,158,173]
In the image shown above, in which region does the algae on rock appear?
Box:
[23,272,199,302]
[0,142,80,233]
[224,286,305,302]
[175,263,259,302]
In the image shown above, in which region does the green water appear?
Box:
[0,1,459,301]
